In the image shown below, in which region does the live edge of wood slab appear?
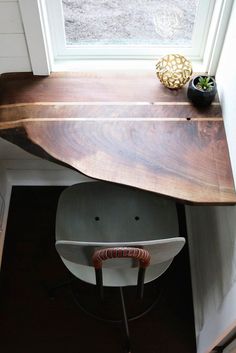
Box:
[0,71,235,205]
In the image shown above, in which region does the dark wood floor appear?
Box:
[0,186,196,353]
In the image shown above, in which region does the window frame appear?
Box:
[18,0,234,75]
[45,0,213,61]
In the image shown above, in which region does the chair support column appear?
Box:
[120,287,131,353]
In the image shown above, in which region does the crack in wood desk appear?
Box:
[0,72,235,204]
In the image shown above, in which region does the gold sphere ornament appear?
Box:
[156,54,192,89]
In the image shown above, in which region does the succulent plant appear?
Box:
[196,76,214,92]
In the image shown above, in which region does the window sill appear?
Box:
[50,59,206,74]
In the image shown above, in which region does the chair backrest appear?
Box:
[55,182,185,287]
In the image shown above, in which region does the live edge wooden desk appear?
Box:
[0,72,235,205]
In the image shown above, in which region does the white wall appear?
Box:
[0,0,31,73]
[187,205,236,353]
[0,161,11,268]
[0,137,39,159]
[187,2,236,353]
[0,0,40,158]
[216,0,236,181]
[0,162,8,232]
[0,0,46,160]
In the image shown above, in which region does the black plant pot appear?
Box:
[187,76,217,107]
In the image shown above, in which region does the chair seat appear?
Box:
[56,182,185,286]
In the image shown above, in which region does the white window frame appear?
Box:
[46,0,213,60]
[18,0,234,75]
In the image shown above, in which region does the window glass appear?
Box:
[62,0,199,46]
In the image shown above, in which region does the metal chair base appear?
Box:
[70,281,163,353]
[46,279,163,353]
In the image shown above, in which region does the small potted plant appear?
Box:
[187,75,217,107]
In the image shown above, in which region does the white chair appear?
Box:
[55,181,185,352]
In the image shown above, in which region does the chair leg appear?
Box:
[95,268,104,301]
[119,287,131,353]
[137,267,146,300]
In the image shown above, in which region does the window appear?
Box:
[63,0,198,47]
[18,0,234,74]
[46,0,214,60]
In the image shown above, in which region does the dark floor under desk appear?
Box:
[0,186,196,353]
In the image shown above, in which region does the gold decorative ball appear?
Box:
[156,54,192,89]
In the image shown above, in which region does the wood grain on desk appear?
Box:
[0,72,235,204]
